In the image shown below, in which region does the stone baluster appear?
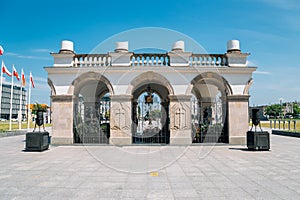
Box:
[80,56,84,67]
[74,57,79,67]
[93,56,97,67]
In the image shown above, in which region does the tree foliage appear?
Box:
[265,104,281,117]
[293,103,300,115]
[265,103,300,118]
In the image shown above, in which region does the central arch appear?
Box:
[130,72,173,144]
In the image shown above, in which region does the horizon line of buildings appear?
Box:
[0,79,51,123]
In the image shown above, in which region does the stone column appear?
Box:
[109,95,132,145]
[51,95,75,144]
[169,95,192,145]
[227,95,250,145]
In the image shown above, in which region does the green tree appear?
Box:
[293,103,300,115]
[265,104,281,118]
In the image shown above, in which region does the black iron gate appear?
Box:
[191,96,227,143]
[132,93,169,144]
[74,98,110,144]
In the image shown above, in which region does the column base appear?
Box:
[170,129,192,145]
[170,137,192,145]
[51,137,73,145]
[229,136,246,145]
[109,137,132,146]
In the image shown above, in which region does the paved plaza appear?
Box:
[1,130,300,199]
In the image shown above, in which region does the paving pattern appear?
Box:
[1,131,300,199]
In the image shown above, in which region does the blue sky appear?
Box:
[0,0,299,106]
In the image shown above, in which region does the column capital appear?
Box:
[227,95,250,102]
[110,95,133,102]
[169,95,192,102]
[51,95,76,102]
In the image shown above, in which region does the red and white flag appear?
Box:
[13,66,20,81]
[30,72,35,88]
[21,69,26,87]
[2,61,12,76]
[0,46,3,56]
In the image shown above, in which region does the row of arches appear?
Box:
[50,71,235,144]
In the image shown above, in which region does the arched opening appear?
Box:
[72,72,113,144]
[191,72,231,143]
[132,84,170,144]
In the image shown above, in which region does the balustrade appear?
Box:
[73,54,111,67]
[190,54,227,67]
[131,53,170,66]
[72,53,229,67]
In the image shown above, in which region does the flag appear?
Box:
[13,66,20,81]
[21,69,26,86]
[30,72,35,88]
[2,61,12,76]
[0,46,3,55]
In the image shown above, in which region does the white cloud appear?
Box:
[235,29,289,41]
[5,52,51,60]
[31,48,52,53]
[32,76,47,82]
[253,70,271,75]
[5,52,18,56]
[258,0,300,10]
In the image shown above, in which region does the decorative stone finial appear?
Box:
[115,41,129,52]
[172,41,185,52]
[60,40,74,53]
[227,40,240,52]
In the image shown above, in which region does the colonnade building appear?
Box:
[45,39,256,145]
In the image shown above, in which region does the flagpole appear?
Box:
[9,65,14,131]
[18,71,23,130]
[27,72,32,131]
[0,60,3,119]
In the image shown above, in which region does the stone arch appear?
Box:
[47,78,56,96]
[190,72,231,143]
[243,78,253,95]
[127,71,174,96]
[189,72,233,96]
[71,71,114,96]
[130,71,173,144]
[71,71,113,144]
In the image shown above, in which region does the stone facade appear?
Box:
[45,40,256,145]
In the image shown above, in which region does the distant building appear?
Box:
[0,82,26,120]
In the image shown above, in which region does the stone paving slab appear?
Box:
[1,132,300,199]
